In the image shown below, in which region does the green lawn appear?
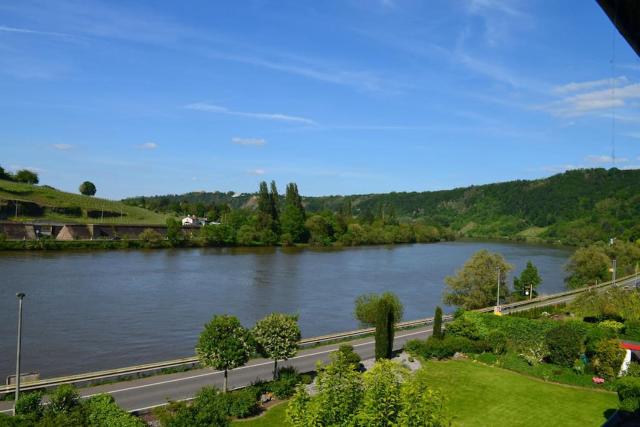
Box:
[422,359,617,427]
[230,360,618,427]
[0,179,168,224]
[231,401,289,427]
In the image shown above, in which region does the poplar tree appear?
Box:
[432,306,443,339]
[281,183,307,243]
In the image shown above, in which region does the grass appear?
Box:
[229,359,617,427]
[471,351,616,390]
[421,359,617,427]
[231,401,289,427]
[0,179,167,224]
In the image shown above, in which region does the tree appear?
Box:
[14,169,39,184]
[79,181,97,196]
[432,306,443,340]
[513,261,542,300]
[304,214,333,245]
[358,359,407,426]
[196,315,254,392]
[0,165,12,181]
[166,218,184,246]
[280,183,307,243]
[397,368,450,427]
[443,250,513,310]
[375,297,395,360]
[354,292,403,360]
[354,292,404,327]
[286,350,363,426]
[253,313,301,380]
[565,245,610,289]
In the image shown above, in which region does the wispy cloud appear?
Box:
[138,142,158,150]
[586,155,628,164]
[542,82,640,117]
[554,76,628,94]
[232,137,266,146]
[185,102,316,125]
[249,168,266,175]
[0,25,72,38]
[52,143,73,150]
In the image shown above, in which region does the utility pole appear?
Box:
[612,258,617,285]
[635,263,638,288]
[14,293,25,415]
[496,267,501,308]
[529,283,533,300]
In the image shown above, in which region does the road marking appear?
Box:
[83,328,432,398]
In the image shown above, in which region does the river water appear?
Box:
[0,241,571,378]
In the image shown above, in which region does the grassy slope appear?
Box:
[231,401,289,427]
[423,359,617,427]
[0,179,168,224]
[231,360,617,427]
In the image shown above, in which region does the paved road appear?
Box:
[0,326,433,414]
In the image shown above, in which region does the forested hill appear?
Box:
[123,168,640,245]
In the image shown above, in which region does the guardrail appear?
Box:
[2,272,637,396]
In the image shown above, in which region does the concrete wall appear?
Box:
[0,222,193,241]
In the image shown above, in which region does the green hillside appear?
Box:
[0,179,168,224]
[124,168,640,245]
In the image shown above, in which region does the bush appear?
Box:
[616,377,640,414]
[624,320,640,341]
[486,330,508,355]
[268,367,304,398]
[14,392,43,418]
[545,324,585,367]
[337,345,362,370]
[585,325,616,355]
[48,384,79,414]
[626,362,640,378]
[223,388,260,418]
[406,336,488,360]
[592,339,626,379]
[598,320,625,336]
[444,315,483,340]
[83,394,144,427]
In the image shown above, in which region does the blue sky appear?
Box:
[1,0,639,199]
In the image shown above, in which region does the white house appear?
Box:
[181,216,197,226]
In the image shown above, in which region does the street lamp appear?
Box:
[14,293,25,415]
[496,267,501,308]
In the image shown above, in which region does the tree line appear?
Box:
[124,168,640,246]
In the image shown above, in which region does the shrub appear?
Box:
[519,341,549,366]
[268,367,304,398]
[624,320,640,341]
[598,320,625,336]
[83,394,144,427]
[223,388,260,418]
[406,336,487,360]
[592,339,626,379]
[48,384,79,414]
[337,345,362,370]
[626,362,640,378]
[444,315,483,340]
[545,324,585,367]
[486,330,508,355]
[14,392,43,418]
[585,325,616,355]
[616,377,640,414]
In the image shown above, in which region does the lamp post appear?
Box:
[14,293,25,415]
[612,258,617,285]
[496,267,501,308]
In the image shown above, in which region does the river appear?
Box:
[0,241,571,378]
